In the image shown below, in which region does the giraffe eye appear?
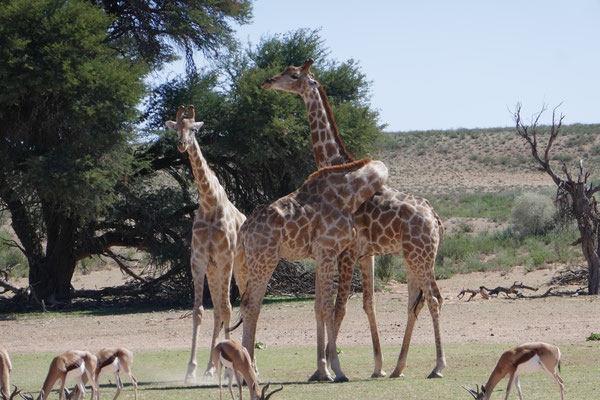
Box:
[291,74,300,79]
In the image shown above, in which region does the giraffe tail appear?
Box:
[430,278,443,309]
[412,290,423,318]
[226,286,248,334]
[225,317,243,333]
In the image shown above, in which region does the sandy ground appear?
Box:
[1,265,598,355]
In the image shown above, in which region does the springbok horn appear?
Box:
[462,385,479,399]
[301,59,314,72]
[260,382,270,399]
[264,384,283,400]
[176,105,185,121]
[187,104,195,120]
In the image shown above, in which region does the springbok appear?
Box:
[0,346,12,397]
[23,350,97,400]
[464,342,564,400]
[212,340,282,400]
[65,348,137,400]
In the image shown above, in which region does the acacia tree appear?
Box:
[515,104,600,294]
[88,0,252,70]
[0,0,252,303]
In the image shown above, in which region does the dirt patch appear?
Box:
[1,266,598,355]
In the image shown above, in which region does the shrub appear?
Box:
[550,223,580,263]
[587,333,600,341]
[375,254,402,282]
[510,192,557,236]
[553,154,574,163]
[0,232,28,279]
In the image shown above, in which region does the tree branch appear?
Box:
[103,249,147,283]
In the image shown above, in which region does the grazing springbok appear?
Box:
[22,350,97,400]
[0,346,12,397]
[65,348,137,400]
[212,340,282,400]
[464,342,564,400]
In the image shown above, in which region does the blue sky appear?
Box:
[165,0,600,132]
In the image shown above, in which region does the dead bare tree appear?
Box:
[515,104,600,294]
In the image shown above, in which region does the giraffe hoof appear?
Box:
[203,370,215,380]
[371,370,387,378]
[333,375,349,383]
[427,371,443,379]
[308,370,334,382]
[389,371,404,379]
[184,374,197,385]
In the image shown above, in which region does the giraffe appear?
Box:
[238,158,388,382]
[261,60,446,379]
[165,105,247,383]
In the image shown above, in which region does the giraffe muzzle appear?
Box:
[261,79,274,89]
[178,140,190,152]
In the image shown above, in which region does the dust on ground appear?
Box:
[1,265,597,355]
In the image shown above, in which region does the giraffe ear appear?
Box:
[191,121,204,130]
[165,120,177,130]
[301,59,314,73]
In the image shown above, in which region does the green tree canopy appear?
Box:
[0,0,149,301]
[0,0,252,304]
[89,0,253,69]
[145,28,384,214]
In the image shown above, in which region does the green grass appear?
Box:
[429,192,516,222]
[8,343,599,399]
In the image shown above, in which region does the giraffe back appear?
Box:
[240,159,388,262]
[354,187,443,259]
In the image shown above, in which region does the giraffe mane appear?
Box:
[305,158,372,182]
[317,85,354,163]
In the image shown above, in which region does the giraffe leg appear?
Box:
[308,268,334,382]
[424,271,446,378]
[241,257,276,378]
[390,278,425,378]
[185,256,209,384]
[204,259,234,379]
[333,249,355,341]
[358,256,386,378]
[319,247,354,377]
[319,254,348,382]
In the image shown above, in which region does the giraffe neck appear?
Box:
[302,86,353,168]
[186,136,225,214]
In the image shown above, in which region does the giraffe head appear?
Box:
[261,59,320,95]
[165,105,205,152]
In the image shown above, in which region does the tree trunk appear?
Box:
[581,236,600,295]
[29,251,77,302]
[28,206,78,302]
[572,183,600,295]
